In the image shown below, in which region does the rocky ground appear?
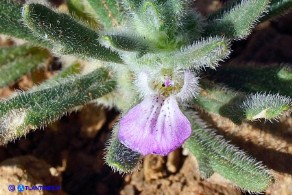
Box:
[0,0,291,194]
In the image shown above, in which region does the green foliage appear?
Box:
[0,44,51,87]
[87,0,123,28]
[242,93,291,121]
[0,68,116,144]
[194,80,246,124]
[67,0,101,29]
[184,109,274,192]
[0,0,291,192]
[123,37,230,71]
[22,3,123,63]
[206,0,270,39]
[207,64,292,97]
[99,33,153,54]
[261,0,292,21]
[121,0,142,12]
[105,125,142,173]
[0,0,48,45]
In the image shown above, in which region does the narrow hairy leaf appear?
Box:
[194,80,246,123]
[205,0,270,39]
[128,1,170,48]
[0,44,37,65]
[0,46,50,87]
[207,64,292,97]
[184,109,274,193]
[242,93,291,121]
[99,33,152,53]
[22,3,123,63]
[121,0,142,11]
[175,11,205,44]
[186,136,214,179]
[175,37,230,69]
[0,68,116,145]
[129,37,230,70]
[67,0,101,29]
[0,0,48,45]
[141,1,163,31]
[105,125,142,173]
[261,0,292,21]
[87,0,122,28]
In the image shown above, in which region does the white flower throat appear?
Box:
[138,68,199,102]
[150,74,183,98]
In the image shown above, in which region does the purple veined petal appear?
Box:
[118,95,164,155]
[118,95,192,156]
[152,95,192,155]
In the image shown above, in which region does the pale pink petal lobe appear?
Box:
[118,95,163,155]
[153,96,192,155]
[118,95,191,156]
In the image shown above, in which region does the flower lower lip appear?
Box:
[118,95,192,156]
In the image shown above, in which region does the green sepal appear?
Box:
[184,109,274,193]
[22,3,123,63]
[105,125,142,173]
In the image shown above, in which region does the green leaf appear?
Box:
[0,44,36,65]
[194,80,246,124]
[242,93,291,121]
[206,64,292,97]
[205,0,270,39]
[87,0,123,28]
[261,0,292,21]
[121,0,142,11]
[99,33,153,53]
[0,45,51,87]
[174,37,230,69]
[67,0,101,29]
[184,109,274,193]
[130,37,230,70]
[0,0,48,46]
[22,3,123,63]
[0,68,116,145]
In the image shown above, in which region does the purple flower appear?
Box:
[118,70,199,156]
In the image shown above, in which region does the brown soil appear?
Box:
[0,1,292,195]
